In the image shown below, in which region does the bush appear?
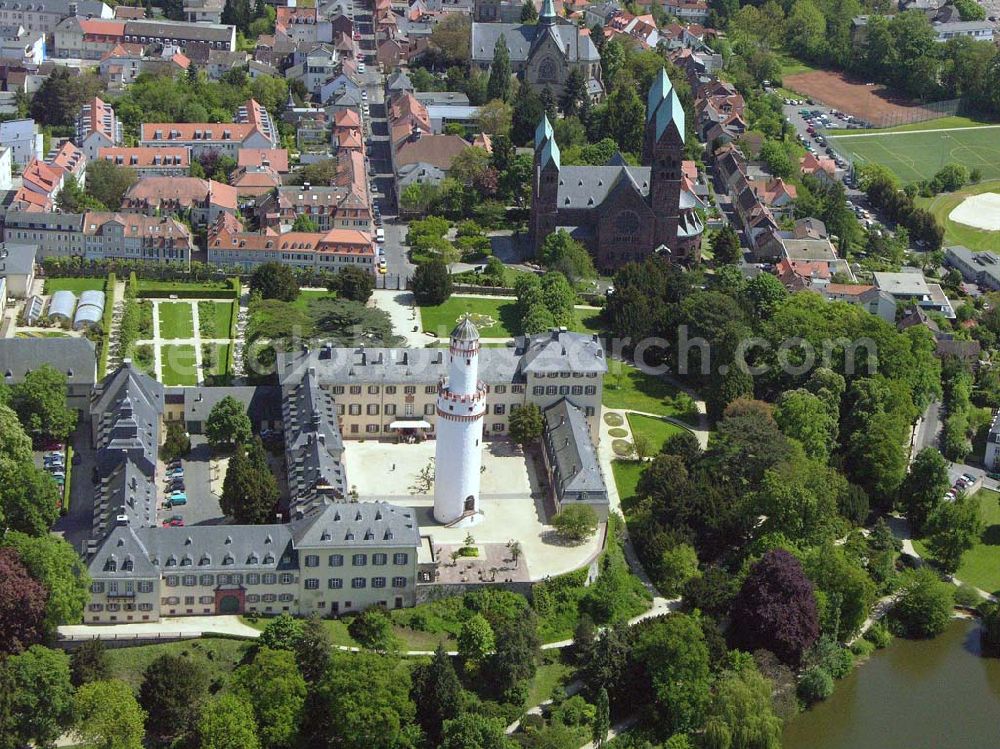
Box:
[864,621,892,649]
[823,646,854,679]
[797,666,834,704]
[892,568,954,638]
[954,584,982,608]
[161,422,192,462]
[552,505,599,543]
[849,638,875,658]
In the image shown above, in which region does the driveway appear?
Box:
[370,289,424,345]
[157,435,226,528]
[52,418,98,554]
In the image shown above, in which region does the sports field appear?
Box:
[918,180,1000,252]
[828,125,1000,184]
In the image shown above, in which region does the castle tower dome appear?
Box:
[432,316,486,526]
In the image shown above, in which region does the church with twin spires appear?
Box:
[529,69,705,272]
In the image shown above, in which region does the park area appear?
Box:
[915,488,1000,596]
[42,277,106,294]
[420,296,604,339]
[828,125,1000,184]
[918,179,1000,252]
[602,362,699,426]
[158,302,195,340]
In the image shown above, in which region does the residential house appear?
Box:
[121,177,236,227]
[97,147,190,177]
[75,97,122,160]
[873,270,956,319]
[0,118,42,166]
[0,24,46,65]
[945,245,1000,291]
[0,0,112,35]
[0,242,35,297]
[183,0,225,24]
[818,283,896,322]
[140,99,278,158]
[208,220,376,274]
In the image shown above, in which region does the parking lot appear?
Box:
[155,434,226,528]
[782,102,855,175]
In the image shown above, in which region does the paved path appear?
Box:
[151,300,163,379]
[142,299,237,385]
[59,615,262,641]
[191,298,204,382]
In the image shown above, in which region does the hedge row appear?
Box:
[224,292,239,377]
[61,445,73,515]
[137,286,236,300]
[97,272,116,380]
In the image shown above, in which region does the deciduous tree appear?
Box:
[348,606,401,653]
[441,714,514,749]
[250,262,300,302]
[330,265,375,303]
[232,647,306,749]
[139,654,210,747]
[0,547,47,654]
[458,613,496,667]
[413,260,453,306]
[11,364,76,441]
[552,505,599,543]
[509,402,544,446]
[892,567,954,638]
[0,645,74,748]
[730,549,819,664]
[73,679,146,749]
[900,447,950,534]
[198,693,261,749]
[924,491,983,573]
[206,395,253,450]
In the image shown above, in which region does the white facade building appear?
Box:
[433,317,486,526]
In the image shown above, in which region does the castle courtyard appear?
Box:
[343,438,603,580]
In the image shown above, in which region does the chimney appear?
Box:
[303,181,311,190]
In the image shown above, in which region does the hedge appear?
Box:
[97,272,116,380]
[224,293,239,378]
[137,286,237,300]
[61,445,73,515]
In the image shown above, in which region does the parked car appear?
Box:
[41,440,64,451]
[168,493,188,505]
[375,227,385,242]
[166,467,184,477]
[162,516,185,527]
[72,452,81,466]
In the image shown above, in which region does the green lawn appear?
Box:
[291,289,337,311]
[158,302,194,340]
[198,301,235,339]
[775,49,819,77]
[139,280,234,296]
[43,277,105,294]
[15,331,70,338]
[526,652,575,708]
[918,179,1000,253]
[241,614,453,651]
[160,344,198,386]
[420,296,519,337]
[575,307,604,335]
[611,459,644,503]
[915,488,1000,596]
[626,413,689,452]
[602,362,700,425]
[202,343,231,377]
[828,125,1000,184]
[105,638,250,691]
[853,115,997,135]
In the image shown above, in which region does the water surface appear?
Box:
[783,621,1000,749]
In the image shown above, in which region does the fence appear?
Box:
[864,97,964,130]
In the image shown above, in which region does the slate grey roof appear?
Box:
[277,330,607,386]
[124,19,235,43]
[175,385,282,427]
[91,364,164,488]
[290,500,420,548]
[283,371,347,511]
[0,337,96,387]
[470,21,599,63]
[140,524,297,571]
[452,316,480,341]
[414,91,470,106]
[387,70,413,91]
[0,0,108,15]
[0,243,36,277]
[3,211,86,232]
[94,459,157,538]
[556,165,650,208]
[519,329,607,374]
[398,162,446,187]
[543,398,608,504]
[87,523,159,580]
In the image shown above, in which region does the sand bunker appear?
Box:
[949,193,1000,231]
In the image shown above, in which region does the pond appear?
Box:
[783,620,1000,749]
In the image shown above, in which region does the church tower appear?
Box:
[530,115,560,252]
[433,317,486,526]
[644,68,685,255]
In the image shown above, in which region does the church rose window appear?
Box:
[539,58,557,82]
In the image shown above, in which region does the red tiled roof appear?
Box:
[237,148,289,172]
[99,147,189,168]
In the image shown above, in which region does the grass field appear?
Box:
[828,125,1000,183]
[915,488,1000,596]
[43,277,105,294]
[15,331,70,338]
[420,296,519,337]
[139,280,234,296]
[291,289,337,311]
[853,116,997,135]
[626,413,689,452]
[602,362,699,425]
[105,638,249,690]
[918,179,1000,252]
[611,459,644,503]
[158,302,194,339]
[198,301,235,339]
[160,344,198,386]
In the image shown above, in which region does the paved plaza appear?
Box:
[343,438,602,580]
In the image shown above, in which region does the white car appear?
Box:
[358,63,366,74]
[375,227,385,242]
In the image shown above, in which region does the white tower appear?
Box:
[433,316,486,526]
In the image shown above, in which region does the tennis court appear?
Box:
[828,125,1000,184]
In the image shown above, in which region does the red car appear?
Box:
[41,440,64,451]
[162,516,185,527]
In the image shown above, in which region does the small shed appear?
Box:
[73,289,106,330]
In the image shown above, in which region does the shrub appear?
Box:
[797,666,834,704]
[864,621,892,649]
[954,583,982,608]
[823,646,854,679]
[892,568,954,638]
[849,638,875,658]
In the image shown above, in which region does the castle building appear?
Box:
[471,0,603,100]
[433,317,487,526]
[529,68,704,272]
